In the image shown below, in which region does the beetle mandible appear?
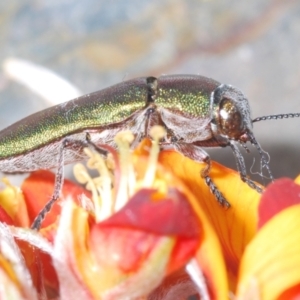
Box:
[0,74,298,229]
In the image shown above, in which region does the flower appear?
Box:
[0,128,299,299]
[237,177,300,299]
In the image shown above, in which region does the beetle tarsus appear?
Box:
[204,176,230,208]
[201,155,231,207]
[243,177,263,194]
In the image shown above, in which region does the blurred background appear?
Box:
[0,0,299,184]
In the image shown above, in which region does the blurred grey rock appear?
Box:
[0,0,299,180]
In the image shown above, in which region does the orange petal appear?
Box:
[237,204,300,299]
[159,150,260,278]
[193,214,228,299]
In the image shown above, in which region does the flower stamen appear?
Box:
[143,126,166,188]
[114,131,135,211]
[73,148,113,222]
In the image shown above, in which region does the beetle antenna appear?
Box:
[248,132,273,181]
[252,113,300,123]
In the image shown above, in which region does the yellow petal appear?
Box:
[237,204,300,299]
[294,174,300,185]
[0,182,29,227]
[0,255,24,299]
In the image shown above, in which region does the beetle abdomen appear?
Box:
[0,77,149,159]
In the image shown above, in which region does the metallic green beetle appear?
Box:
[0,74,297,228]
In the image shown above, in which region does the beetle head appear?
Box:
[211,84,252,142]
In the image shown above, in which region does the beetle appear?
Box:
[0,74,298,229]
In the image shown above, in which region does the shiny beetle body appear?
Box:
[0,75,252,173]
[0,74,285,229]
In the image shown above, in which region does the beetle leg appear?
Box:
[160,142,230,208]
[31,134,107,230]
[31,138,67,230]
[202,156,230,208]
[229,142,263,193]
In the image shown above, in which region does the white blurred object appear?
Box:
[3,58,82,105]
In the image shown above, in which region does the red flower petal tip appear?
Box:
[258,178,300,229]
[99,188,201,238]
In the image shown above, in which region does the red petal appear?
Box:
[98,188,201,274]
[16,239,59,298]
[90,226,165,273]
[278,283,300,300]
[99,188,201,238]
[258,178,300,229]
[22,170,91,228]
[0,205,14,225]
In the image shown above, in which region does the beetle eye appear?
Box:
[219,98,243,138]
